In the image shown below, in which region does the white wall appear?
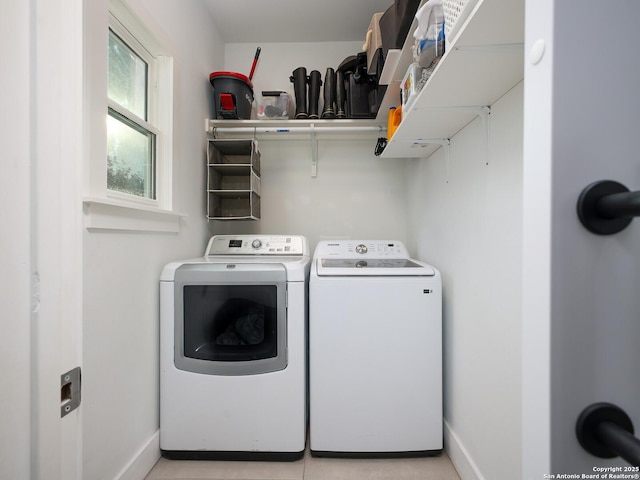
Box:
[406,83,524,480]
[211,137,408,251]
[82,1,223,479]
[1,1,32,478]
[212,42,407,252]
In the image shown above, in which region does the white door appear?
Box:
[523,0,640,476]
[0,1,84,479]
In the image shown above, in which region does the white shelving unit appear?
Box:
[380,0,524,158]
[207,139,261,220]
[207,0,524,160]
[207,119,386,177]
[208,119,386,138]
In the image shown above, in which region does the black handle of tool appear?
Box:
[249,46,261,80]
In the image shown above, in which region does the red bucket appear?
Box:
[209,71,254,120]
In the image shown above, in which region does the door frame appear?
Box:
[31,0,85,478]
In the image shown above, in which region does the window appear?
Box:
[107,28,157,199]
[84,1,178,232]
[107,21,158,200]
[96,2,173,210]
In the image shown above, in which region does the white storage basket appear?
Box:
[443,0,479,42]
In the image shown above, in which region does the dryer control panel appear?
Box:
[205,235,308,256]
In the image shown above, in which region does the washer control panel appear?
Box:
[206,235,307,256]
[315,240,409,259]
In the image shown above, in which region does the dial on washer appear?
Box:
[355,244,368,254]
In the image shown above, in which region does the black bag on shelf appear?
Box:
[380,0,422,58]
[337,52,386,119]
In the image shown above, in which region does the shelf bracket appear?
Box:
[407,138,451,179]
[443,139,451,182]
[418,106,490,165]
[478,106,491,165]
[310,123,318,178]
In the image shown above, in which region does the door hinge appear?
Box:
[61,367,81,418]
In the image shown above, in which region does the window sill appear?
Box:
[83,197,184,233]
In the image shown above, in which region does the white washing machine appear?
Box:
[160,235,310,460]
[309,240,442,456]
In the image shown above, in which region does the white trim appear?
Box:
[83,198,184,233]
[109,14,155,62]
[108,0,163,56]
[155,54,173,210]
[106,184,160,209]
[31,0,85,478]
[113,430,160,480]
[444,419,484,480]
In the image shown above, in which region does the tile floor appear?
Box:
[145,449,461,480]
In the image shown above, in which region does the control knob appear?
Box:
[251,239,262,249]
[355,244,368,254]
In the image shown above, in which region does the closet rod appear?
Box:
[212,125,386,135]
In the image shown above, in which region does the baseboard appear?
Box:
[444,419,485,480]
[113,430,160,480]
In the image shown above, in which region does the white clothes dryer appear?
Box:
[309,240,442,457]
[160,235,309,460]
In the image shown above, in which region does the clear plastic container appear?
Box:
[401,63,427,113]
[257,91,292,119]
